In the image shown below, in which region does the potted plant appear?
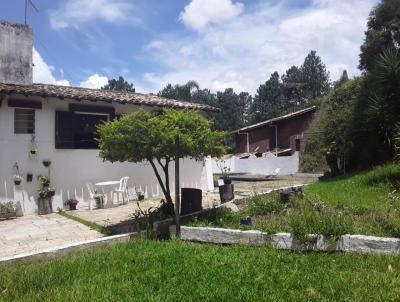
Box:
[13,175,22,186]
[64,199,79,211]
[29,148,38,155]
[134,187,145,201]
[216,159,232,184]
[37,175,55,215]
[221,167,232,184]
[0,201,17,220]
[42,160,51,167]
[216,159,234,203]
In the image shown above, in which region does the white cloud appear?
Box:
[180,0,244,31]
[142,0,378,94]
[49,0,137,29]
[33,48,70,86]
[79,74,108,89]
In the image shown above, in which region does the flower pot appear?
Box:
[30,150,37,155]
[219,184,234,203]
[0,211,16,220]
[223,178,232,185]
[42,160,51,167]
[48,189,56,197]
[38,198,53,215]
[14,180,21,186]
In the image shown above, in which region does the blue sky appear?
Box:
[0,0,378,93]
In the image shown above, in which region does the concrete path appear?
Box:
[0,214,103,259]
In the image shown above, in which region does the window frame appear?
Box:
[14,107,35,134]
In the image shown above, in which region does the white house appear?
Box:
[0,21,216,215]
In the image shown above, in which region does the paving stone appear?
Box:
[0,214,103,258]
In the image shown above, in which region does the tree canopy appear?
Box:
[359,0,400,71]
[249,51,330,124]
[102,76,135,92]
[97,109,227,203]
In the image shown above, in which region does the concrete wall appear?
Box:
[0,21,32,85]
[212,152,299,175]
[0,94,214,215]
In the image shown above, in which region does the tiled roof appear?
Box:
[232,106,316,133]
[0,83,219,112]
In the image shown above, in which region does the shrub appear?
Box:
[247,194,285,216]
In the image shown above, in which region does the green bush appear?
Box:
[247,193,285,216]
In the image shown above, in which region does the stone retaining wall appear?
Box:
[172,226,400,255]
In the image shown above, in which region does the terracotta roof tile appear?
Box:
[0,83,219,112]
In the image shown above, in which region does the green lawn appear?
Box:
[190,164,400,238]
[0,240,399,301]
[305,163,400,210]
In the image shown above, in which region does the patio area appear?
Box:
[70,174,318,229]
[0,214,103,259]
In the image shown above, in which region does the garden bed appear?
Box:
[187,164,400,239]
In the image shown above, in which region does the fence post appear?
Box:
[175,134,181,237]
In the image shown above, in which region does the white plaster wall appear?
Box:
[212,152,299,175]
[0,95,212,215]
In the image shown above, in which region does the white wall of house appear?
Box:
[0,94,214,215]
[212,152,300,176]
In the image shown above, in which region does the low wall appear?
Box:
[212,152,299,175]
[172,226,400,255]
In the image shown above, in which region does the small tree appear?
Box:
[97,109,227,204]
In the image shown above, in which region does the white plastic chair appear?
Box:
[266,168,281,179]
[112,177,129,204]
[86,183,105,210]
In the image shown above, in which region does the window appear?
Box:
[14,108,35,134]
[55,109,112,149]
[74,112,109,149]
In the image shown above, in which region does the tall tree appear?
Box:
[158,81,199,101]
[300,50,330,99]
[334,70,349,88]
[281,66,306,109]
[215,88,250,131]
[359,0,400,71]
[191,88,218,107]
[249,72,283,123]
[102,76,135,92]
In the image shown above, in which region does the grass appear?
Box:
[304,163,400,210]
[189,164,400,238]
[58,210,117,236]
[0,239,399,301]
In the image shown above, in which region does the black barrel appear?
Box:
[181,188,203,215]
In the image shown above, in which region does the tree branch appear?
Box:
[148,158,172,203]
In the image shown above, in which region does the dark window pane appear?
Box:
[74,113,108,149]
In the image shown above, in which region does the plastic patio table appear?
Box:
[95,181,120,208]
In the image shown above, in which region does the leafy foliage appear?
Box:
[301,77,363,173]
[97,109,227,202]
[249,51,330,124]
[359,0,400,71]
[300,50,330,99]
[101,76,135,92]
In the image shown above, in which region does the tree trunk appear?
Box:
[148,158,173,203]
